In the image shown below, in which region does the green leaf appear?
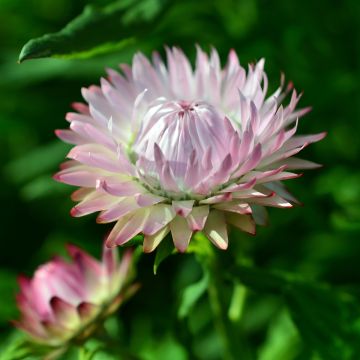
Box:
[0,331,65,360]
[18,0,164,62]
[228,264,360,359]
[136,334,188,360]
[0,332,31,360]
[5,141,69,184]
[258,310,301,360]
[20,175,70,200]
[153,236,176,275]
[178,269,209,319]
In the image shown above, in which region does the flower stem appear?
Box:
[190,232,235,360]
[207,263,234,360]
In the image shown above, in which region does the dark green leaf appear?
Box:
[153,236,176,275]
[18,0,165,62]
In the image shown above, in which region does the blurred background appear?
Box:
[0,0,359,359]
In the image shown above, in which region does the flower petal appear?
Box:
[226,213,256,234]
[186,206,209,231]
[106,208,150,247]
[172,200,195,217]
[203,210,228,250]
[170,216,193,252]
[143,225,170,253]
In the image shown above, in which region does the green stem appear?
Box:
[207,263,234,360]
[191,232,235,360]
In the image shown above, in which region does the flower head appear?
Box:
[14,244,136,351]
[55,47,325,252]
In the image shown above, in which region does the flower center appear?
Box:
[132,98,233,197]
[178,100,196,113]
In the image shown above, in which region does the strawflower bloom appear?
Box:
[55,47,325,252]
[14,244,137,355]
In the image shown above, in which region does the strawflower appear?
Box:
[13,244,137,357]
[55,47,325,252]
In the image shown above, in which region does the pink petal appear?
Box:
[220,178,257,192]
[54,166,101,187]
[142,204,175,235]
[71,102,89,114]
[70,121,117,151]
[97,198,140,223]
[186,206,209,231]
[102,246,119,277]
[67,144,122,173]
[50,297,79,328]
[172,200,194,217]
[233,143,262,178]
[71,192,117,217]
[55,129,86,145]
[101,179,145,197]
[213,202,252,215]
[135,193,166,207]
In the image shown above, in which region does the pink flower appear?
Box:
[14,244,137,351]
[55,47,325,252]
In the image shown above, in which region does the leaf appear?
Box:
[5,141,69,184]
[21,176,70,200]
[0,331,65,360]
[258,310,301,360]
[228,264,360,359]
[136,334,188,360]
[178,269,209,319]
[153,236,175,275]
[0,332,31,360]
[18,0,164,62]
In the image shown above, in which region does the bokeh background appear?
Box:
[0,0,359,359]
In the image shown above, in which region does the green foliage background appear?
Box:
[0,0,359,359]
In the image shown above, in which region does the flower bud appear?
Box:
[14,244,137,352]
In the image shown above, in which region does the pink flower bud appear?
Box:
[13,244,137,349]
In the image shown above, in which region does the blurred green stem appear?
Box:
[191,233,235,360]
[207,261,234,360]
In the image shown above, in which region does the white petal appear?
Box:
[143,226,170,253]
[170,216,193,252]
[106,209,150,247]
[226,213,256,234]
[203,210,228,250]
